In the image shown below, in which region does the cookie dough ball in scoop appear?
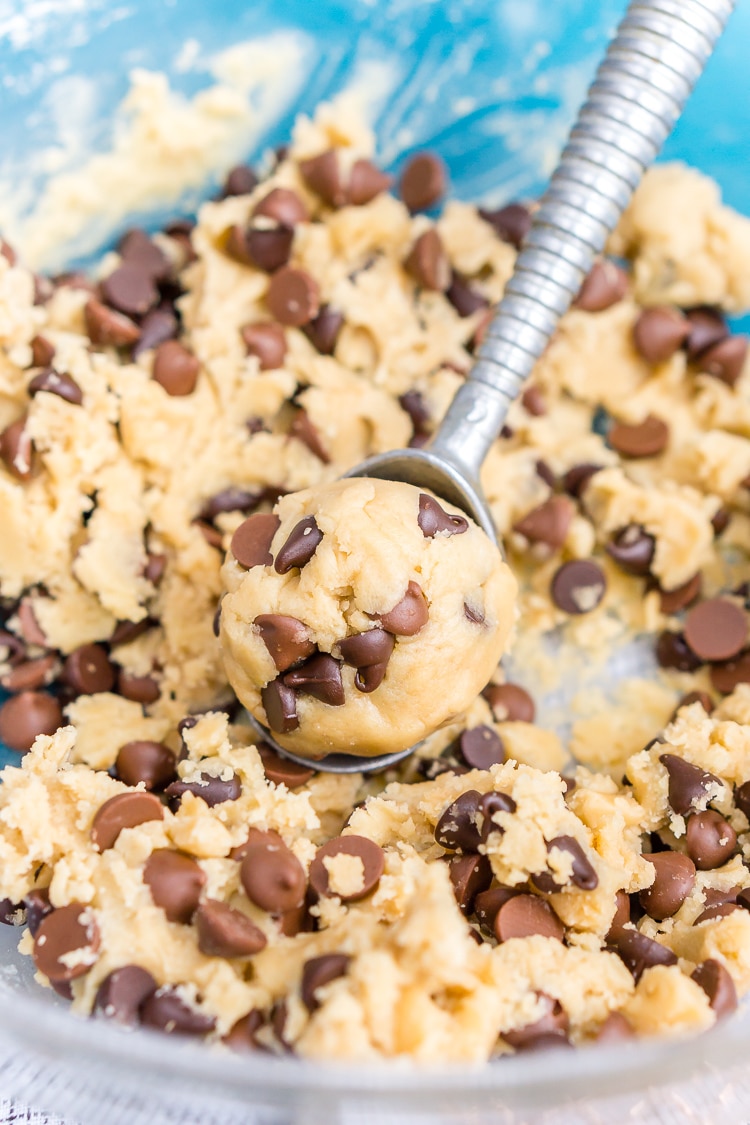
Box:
[219,477,516,760]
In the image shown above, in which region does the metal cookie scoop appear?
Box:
[250,0,734,774]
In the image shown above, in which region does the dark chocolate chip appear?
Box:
[659,753,722,816]
[655,632,702,672]
[434,790,483,852]
[639,852,696,920]
[417,493,468,538]
[691,958,738,1018]
[574,260,628,312]
[0,413,34,480]
[458,725,504,770]
[561,462,602,498]
[140,987,216,1036]
[62,643,115,695]
[633,307,690,363]
[101,263,159,317]
[195,899,267,958]
[550,559,606,615]
[513,496,573,549]
[474,886,521,932]
[521,385,546,416]
[0,898,24,926]
[115,740,177,791]
[478,791,516,841]
[274,516,323,573]
[30,334,55,367]
[299,150,347,208]
[686,810,737,870]
[711,650,750,694]
[223,1009,266,1052]
[609,414,669,458]
[261,678,299,734]
[495,896,564,942]
[309,836,385,901]
[606,525,655,576]
[152,340,200,396]
[478,202,531,249]
[483,683,535,723]
[253,187,308,227]
[302,305,343,356]
[301,953,351,1011]
[698,335,748,387]
[532,836,598,893]
[348,160,393,205]
[91,791,164,851]
[671,691,714,720]
[0,690,63,753]
[404,229,451,291]
[735,779,750,820]
[84,297,140,347]
[246,227,294,272]
[684,598,747,662]
[685,307,728,359]
[447,852,493,914]
[711,508,731,537]
[694,903,740,924]
[266,267,320,327]
[117,669,160,704]
[254,614,315,672]
[94,965,157,1024]
[118,228,171,279]
[33,903,100,982]
[446,273,489,317]
[165,771,242,808]
[240,838,306,913]
[380,580,429,635]
[231,512,280,570]
[143,552,167,585]
[658,573,702,615]
[605,890,631,942]
[198,488,262,523]
[143,850,206,924]
[257,741,315,788]
[28,368,83,405]
[399,153,446,212]
[241,322,287,370]
[284,653,345,706]
[614,928,677,981]
[338,629,394,673]
[289,408,330,463]
[0,654,58,693]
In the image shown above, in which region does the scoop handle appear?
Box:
[431,0,735,480]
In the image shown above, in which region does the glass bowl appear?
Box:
[2,0,750,1120]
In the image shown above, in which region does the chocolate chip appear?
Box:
[655,631,702,672]
[672,691,714,720]
[302,305,343,356]
[479,202,531,249]
[284,653,345,706]
[735,779,750,820]
[309,835,384,901]
[143,850,206,924]
[274,516,323,574]
[101,263,159,317]
[230,827,284,863]
[686,810,737,870]
[348,160,393,205]
[140,987,216,1036]
[434,790,483,852]
[242,322,287,370]
[91,791,164,852]
[0,898,24,926]
[609,414,669,458]
[194,519,223,549]
[0,413,34,480]
[738,889,750,913]
[231,512,280,570]
[0,629,26,666]
[240,838,306,913]
[117,669,160,704]
[694,903,739,924]
[0,654,58,693]
[463,603,485,626]
[338,629,394,671]
[532,836,598,893]
[399,390,431,436]
[417,493,468,538]
[266,267,320,327]
[474,886,521,932]
[478,791,517,841]
[639,852,696,920]
[574,260,628,312]
[28,368,83,406]
[699,335,748,387]
[606,525,655,576]
[301,953,351,1011]
[685,307,728,358]
[632,307,690,363]
[458,725,504,770]
[257,741,315,788]
[658,573,702,615]
[199,488,262,523]
[550,559,606,615]
[0,690,63,753]
[109,617,156,647]
[399,153,446,212]
[253,614,314,674]
[289,408,330,463]
[592,1012,634,1043]
[118,229,171,280]
[659,753,722,816]
[33,903,100,983]
[166,771,241,808]
[380,580,429,635]
[195,899,267,958]
[224,224,257,267]
[62,643,115,695]
[447,853,492,914]
[495,895,564,942]
[561,462,602,498]
[220,164,259,198]
[691,959,738,1018]
[30,334,55,367]
[513,496,573,549]
[94,965,157,1025]
[483,683,535,723]
[445,273,489,317]
[684,598,747,662]
[84,297,140,347]
[23,889,53,937]
[261,678,299,734]
[521,385,546,417]
[299,150,347,208]
[711,507,731,537]
[711,650,750,693]
[252,187,308,228]
[404,229,451,291]
[223,1009,266,1052]
[246,227,295,272]
[152,340,200,396]
[143,552,167,585]
[605,890,631,942]
[614,928,677,981]
[115,740,177,790]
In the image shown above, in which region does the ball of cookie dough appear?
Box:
[219,477,517,759]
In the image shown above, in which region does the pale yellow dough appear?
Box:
[220,478,516,758]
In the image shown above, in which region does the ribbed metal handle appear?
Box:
[432,0,735,479]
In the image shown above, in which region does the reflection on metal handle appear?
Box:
[432,0,735,479]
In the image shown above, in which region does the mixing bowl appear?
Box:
[2,0,750,1121]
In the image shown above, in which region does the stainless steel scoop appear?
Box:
[251,0,734,774]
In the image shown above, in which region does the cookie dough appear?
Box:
[220,477,516,758]
[2,84,750,1061]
